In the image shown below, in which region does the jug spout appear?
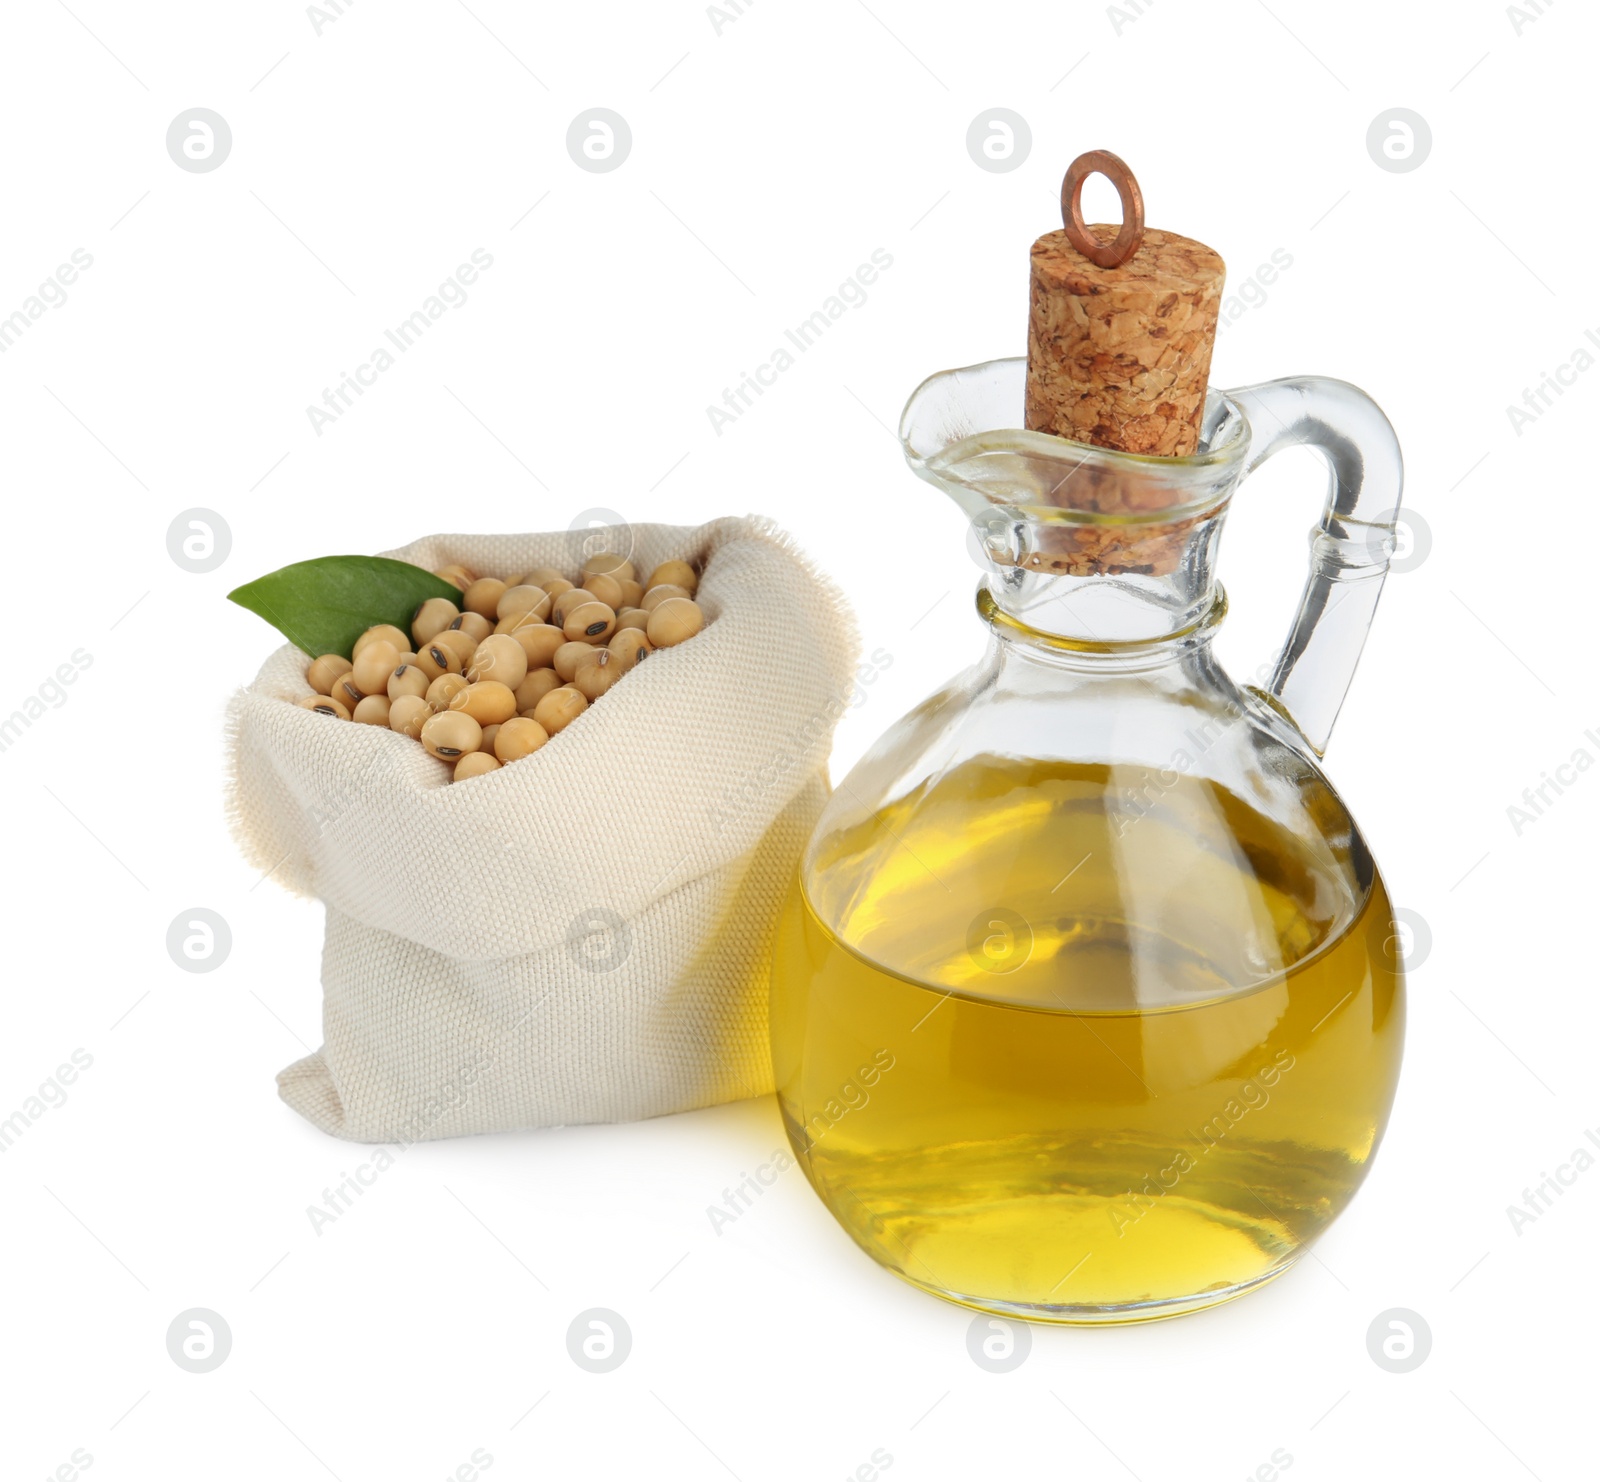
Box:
[901,357,1250,647]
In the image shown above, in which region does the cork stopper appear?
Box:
[1003,153,1230,579]
[1025,151,1224,457]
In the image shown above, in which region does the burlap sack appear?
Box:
[226,517,858,1143]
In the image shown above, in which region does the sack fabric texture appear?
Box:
[226,517,858,1143]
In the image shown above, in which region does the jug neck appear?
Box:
[978,574,1228,670]
[975,504,1231,651]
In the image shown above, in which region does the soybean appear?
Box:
[388,662,430,701]
[494,716,549,761]
[352,694,392,726]
[497,585,552,626]
[298,694,351,719]
[421,709,482,760]
[412,597,460,646]
[496,612,539,639]
[514,668,562,712]
[449,611,494,644]
[646,560,698,596]
[564,601,616,642]
[354,624,410,657]
[307,654,353,694]
[415,641,463,682]
[609,630,651,667]
[432,629,479,669]
[532,685,587,734]
[468,635,528,689]
[454,751,502,781]
[581,573,624,609]
[449,680,518,727]
[641,584,690,613]
[647,597,704,648]
[506,623,566,669]
[463,577,508,619]
[426,673,469,712]
[352,641,401,696]
[574,649,624,700]
[552,641,594,682]
[551,587,595,625]
[388,694,431,738]
[582,552,634,583]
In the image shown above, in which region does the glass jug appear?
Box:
[770,358,1406,1324]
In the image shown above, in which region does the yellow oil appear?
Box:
[770,758,1404,1322]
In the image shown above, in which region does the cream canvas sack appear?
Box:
[226,517,858,1142]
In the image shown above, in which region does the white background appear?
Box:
[2,1,1594,1478]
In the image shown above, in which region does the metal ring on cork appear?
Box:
[1060,150,1145,268]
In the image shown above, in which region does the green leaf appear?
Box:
[227,555,460,659]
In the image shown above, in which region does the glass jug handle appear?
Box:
[1227,377,1404,758]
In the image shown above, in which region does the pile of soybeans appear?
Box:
[295,553,703,782]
